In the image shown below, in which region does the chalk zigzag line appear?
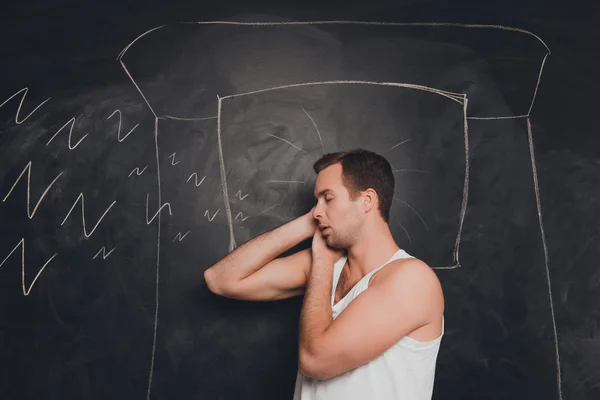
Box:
[204,209,219,222]
[187,173,206,187]
[173,231,190,242]
[46,117,89,150]
[93,246,115,260]
[145,193,172,224]
[234,212,249,221]
[107,109,139,142]
[234,190,249,200]
[168,153,181,166]
[60,194,116,237]
[0,238,58,296]
[2,161,63,219]
[0,87,51,124]
[129,166,148,177]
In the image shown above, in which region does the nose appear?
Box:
[312,202,323,220]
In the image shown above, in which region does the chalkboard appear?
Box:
[1,4,599,400]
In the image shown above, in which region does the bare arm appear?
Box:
[204,210,316,301]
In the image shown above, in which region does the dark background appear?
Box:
[0,1,599,399]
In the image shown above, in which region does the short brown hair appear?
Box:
[313,149,395,222]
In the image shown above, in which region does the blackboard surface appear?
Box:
[1,2,599,400]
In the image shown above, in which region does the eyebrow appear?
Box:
[314,189,334,198]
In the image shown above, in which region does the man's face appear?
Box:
[312,163,364,248]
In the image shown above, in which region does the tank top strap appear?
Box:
[358,249,414,290]
[368,249,414,275]
[331,249,414,306]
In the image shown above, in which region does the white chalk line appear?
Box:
[235,212,249,221]
[60,194,116,238]
[46,117,89,149]
[392,197,429,231]
[302,107,324,154]
[145,117,161,400]
[218,80,463,252]
[145,193,172,224]
[107,109,139,142]
[216,96,237,251]
[117,22,550,126]
[2,161,63,219]
[221,80,464,105]
[432,264,461,270]
[168,153,181,166]
[159,115,218,121]
[116,32,206,397]
[267,133,307,153]
[452,96,470,269]
[235,190,249,200]
[0,87,51,125]
[266,180,305,184]
[467,115,529,120]
[427,96,469,271]
[528,53,549,116]
[258,203,280,215]
[129,166,148,177]
[120,60,157,119]
[202,21,551,54]
[117,24,167,60]
[118,21,550,61]
[389,138,412,150]
[205,209,220,222]
[93,246,116,260]
[526,117,563,399]
[173,231,190,242]
[187,173,206,187]
[397,221,412,243]
[0,238,58,296]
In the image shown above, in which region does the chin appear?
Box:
[326,237,340,249]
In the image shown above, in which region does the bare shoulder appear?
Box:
[371,257,437,282]
[370,257,444,309]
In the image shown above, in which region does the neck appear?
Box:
[345,218,401,277]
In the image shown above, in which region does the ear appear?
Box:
[362,188,378,213]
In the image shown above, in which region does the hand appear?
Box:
[311,227,344,267]
[299,206,318,239]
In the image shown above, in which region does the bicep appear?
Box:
[225,248,312,301]
[301,260,440,378]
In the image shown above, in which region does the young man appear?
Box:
[204,149,445,399]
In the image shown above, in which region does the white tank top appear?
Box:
[293,249,444,400]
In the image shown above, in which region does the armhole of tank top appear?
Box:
[367,252,415,288]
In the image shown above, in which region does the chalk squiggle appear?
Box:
[145,193,172,224]
[60,194,116,238]
[173,231,190,242]
[107,109,139,142]
[235,212,249,221]
[168,153,181,166]
[0,87,50,125]
[204,209,219,222]
[46,117,89,150]
[187,173,206,187]
[0,238,58,296]
[234,190,249,200]
[93,246,115,260]
[2,161,63,219]
[129,166,148,177]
